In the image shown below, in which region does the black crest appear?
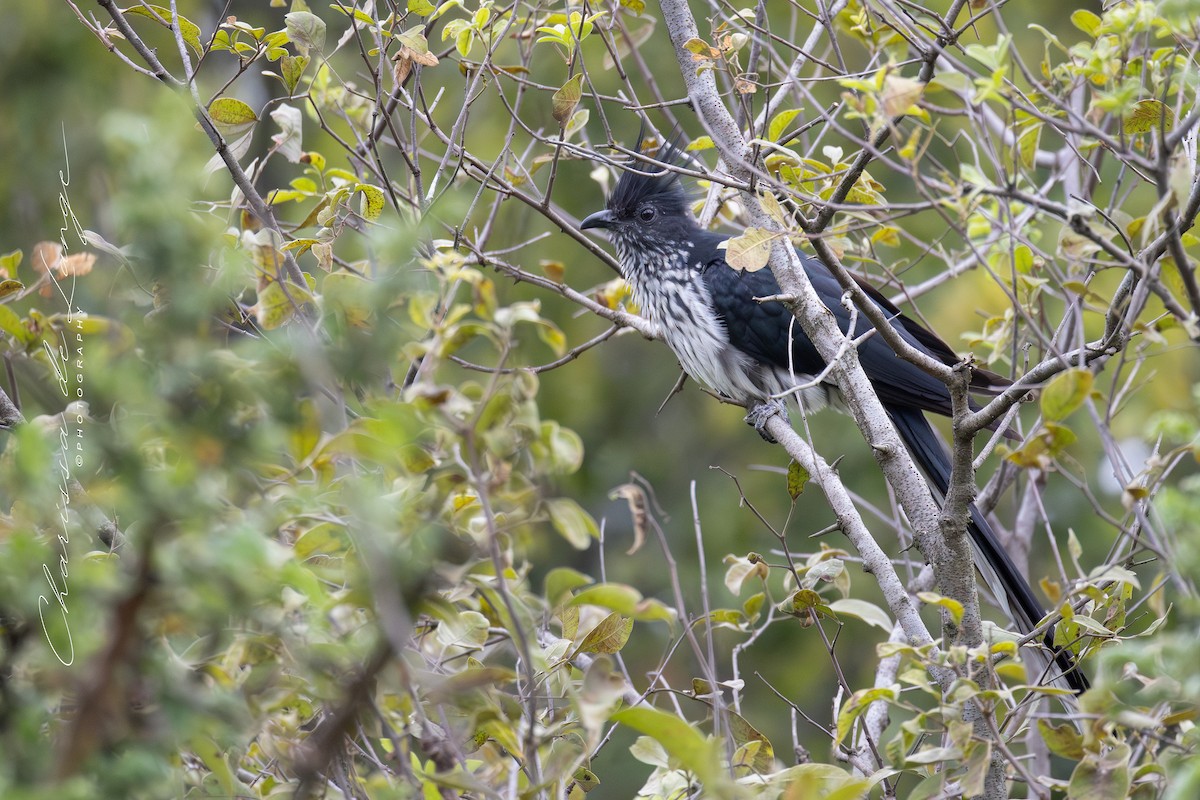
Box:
[606,133,693,220]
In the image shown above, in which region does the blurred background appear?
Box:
[2,1,1198,797]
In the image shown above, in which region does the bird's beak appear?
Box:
[580,209,615,230]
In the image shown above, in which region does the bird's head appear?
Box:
[581,141,699,263]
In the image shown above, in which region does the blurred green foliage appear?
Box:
[0,0,1197,798]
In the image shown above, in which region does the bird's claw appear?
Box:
[744,399,788,443]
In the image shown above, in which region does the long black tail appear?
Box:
[887,406,1089,694]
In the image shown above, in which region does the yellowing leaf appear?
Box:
[768,108,803,142]
[720,227,777,272]
[787,459,809,499]
[0,249,21,277]
[1125,99,1176,134]
[1038,720,1084,759]
[759,191,787,227]
[540,260,565,284]
[1041,368,1093,422]
[1015,118,1042,170]
[683,37,715,60]
[882,74,924,117]
[871,226,900,247]
[916,591,964,624]
[575,612,633,655]
[553,73,584,126]
[356,183,386,221]
[253,278,313,329]
[1070,9,1101,37]
[723,554,768,595]
[393,25,440,85]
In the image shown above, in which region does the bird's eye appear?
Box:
[638,206,657,222]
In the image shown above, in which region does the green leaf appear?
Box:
[553,73,584,126]
[294,522,347,559]
[545,497,599,549]
[728,711,773,775]
[570,583,641,614]
[330,5,378,27]
[536,420,584,474]
[322,270,373,328]
[1070,9,1102,37]
[455,27,474,57]
[906,747,964,768]
[835,685,898,747]
[572,767,600,791]
[0,249,21,275]
[545,567,593,606]
[1015,119,1042,170]
[772,765,866,798]
[1068,742,1131,800]
[1038,720,1085,760]
[281,54,310,93]
[408,0,436,14]
[208,97,259,126]
[0,305,29,343]
[685,136,715,151]
[768,108,803,142]
[434,609,489,649]
[575,612,633,654]
[286,11,327,54]
[611,707,723,789]
[786,459,809,499]
[1041,368,1093,421]
[827,598,892,631]
[123,5,203,56]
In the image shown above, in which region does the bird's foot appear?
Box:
[744,399,788,443]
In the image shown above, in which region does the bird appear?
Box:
[580,137,1088,694]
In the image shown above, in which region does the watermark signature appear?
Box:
[38,125,88,667]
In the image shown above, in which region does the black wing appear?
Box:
[699,236,977,418]
[700,238,1088,693]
